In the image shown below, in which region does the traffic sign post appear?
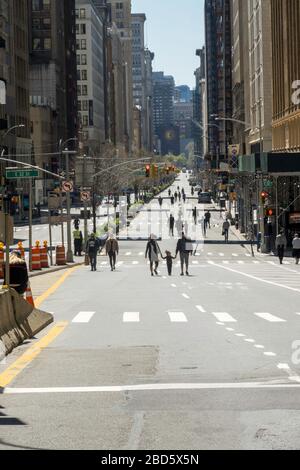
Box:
[5,168,39,179]
[62,181,74,193]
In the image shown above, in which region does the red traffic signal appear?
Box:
[265,208,274,217]
[145,164,150,178]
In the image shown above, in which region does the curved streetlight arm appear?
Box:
[1,124,25,141]
[92,158,152,179]
[0,156,64,180]
[214,117,252,127]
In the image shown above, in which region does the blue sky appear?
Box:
[131,0,205,89]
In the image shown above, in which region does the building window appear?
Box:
[80,8,86,18]
[77,100,82,111]
[44,38,51,50]
[77,70,81,81]
[33,38,42,50]
[81,39,86,50]
[77,54,80,65]
[42,18,51,29]
[81,70,87,81]
[81,54,87,65]
[32,0,40,11]
[77,85,81,96]
[82,115,88,126]
[116,3,123,9]
[42,0,50,10]
[82,85,88,96]
[82,100,88,111]
[32,18,40,29]
[76,39,80,50]
[80,24,86,35]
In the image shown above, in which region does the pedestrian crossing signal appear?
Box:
[145,164,150,178]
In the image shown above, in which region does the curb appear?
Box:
[29,262,84,278]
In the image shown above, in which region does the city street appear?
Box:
[1,174,300,450]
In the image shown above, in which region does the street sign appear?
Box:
[62,181,73,193]
[81,191,91,202]
[5,168,39,179]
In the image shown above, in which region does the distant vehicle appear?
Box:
[195,186,202,193]
[198,192,211,204]
[182,167,187,173]
[102,197,113,206]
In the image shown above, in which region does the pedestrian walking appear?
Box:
[191,187,194,196]
[174,191,178,202]
[292,233,300,265]
[200,215,207,237]
[205,210,211,229]
[145,235,161,276]
[168,189,171,197]
[183,193,186,203]
[178,192,181,202]
[222,219,230,243]
[169,214,175,237]
[73,228,83,256]
[176,232,193,276]
[171,195,175,206]
[192,207,197,225]
[158,196,163,208]
[86,233,100,271]
[105,234,119,271]
[275,230,287,264]
[161,250,176,276]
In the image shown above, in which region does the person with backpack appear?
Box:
[86,233,100,271]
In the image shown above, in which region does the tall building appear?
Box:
[144,48,155,152]
[205,0,232,167]
[76,0,106,151]
[174,100,193,157]
[175,85,192,103]
[131,13,150,152]
[0,0,31,166]
[193,47,206,165]
[271,0,300,152]
[108,0,133,153]
[247,0,272,154]
[29,0,78,183]
[231,0,250,156]
[152,72,175,134]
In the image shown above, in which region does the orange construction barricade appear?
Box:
[0,242,4,279]
[32,241,41,271]
[25,281,35,307]
[40,241,49,268]
[56,246,66,266]
[17,241,25,260]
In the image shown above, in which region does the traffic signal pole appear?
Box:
[29,178,33,271]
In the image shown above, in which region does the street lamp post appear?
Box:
[62,148,76,263]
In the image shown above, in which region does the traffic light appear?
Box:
[145,164,150,178]
[260,191,269,204]
[265,208,274,217]
[153,165,158,178]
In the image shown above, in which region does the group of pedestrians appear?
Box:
[168,187,187,206]
[275,231,300,265]
[85,233,119,272]
[145,233,193,277]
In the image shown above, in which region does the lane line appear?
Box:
[0,322,68,388]
[168,312,188,323]
[254,312,286,323]
[123,312,140,323]
[4,381,300,394]
[182,293,190,299]
[72,311,95,323]
[212,312,237,323]
[209,262,300,293]
[196,305,206,313]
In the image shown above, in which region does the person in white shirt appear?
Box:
[292,233,300,265]
[275,230,287,265]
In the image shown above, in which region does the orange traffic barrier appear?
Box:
[0,242,4,279]
[25,281,35,307]
[17,241,25,260]
[40,241,49,268]
[32,242,41,271]
[56,246,66,266]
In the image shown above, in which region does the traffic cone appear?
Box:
[25,281,35,307]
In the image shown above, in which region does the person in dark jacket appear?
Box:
[161,250,176,276]
[169,214,175,237]
[105,235,119,271]
[4,251,28,295]
[176,233,193,276]
[86,233,100,271]
[145,235,161,276]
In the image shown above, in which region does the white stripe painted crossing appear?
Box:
[254,312,286,323]
[123,312,140,323]
[182,293,190,299]
[211,312,237,323]
[168,312,188,323]
[238,261,245,265]
[196,305,206,313]
[72,311,95,323]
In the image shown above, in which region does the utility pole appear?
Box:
[258,99,266,253]
[62,149,75,263]
[29,178,33,271]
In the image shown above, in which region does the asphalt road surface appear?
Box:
[1,174,300,450]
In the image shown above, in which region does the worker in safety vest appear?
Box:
[73,228,83,256]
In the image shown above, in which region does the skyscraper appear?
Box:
[205,0,232,167]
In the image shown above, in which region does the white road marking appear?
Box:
[254,345,265,349]
[210,262,300,293]
[72,311,95,323]
[182,293,190,299]
[232,254,238,257]
[219,253,225,257]
[244,339,255,343]
[125,252,131,256]
[238,261,245,265]
[264,352,277,357]
[245,253,251,257]
[212,312,237,323]
[6,382,300,394]
[254,312,286,323]
[216,322,225,325]
[277,363,290,370]
[192,261,198,265]
[253,261,260,264]
[171,284,177,288]
[226,328,235,331]
[168,311,188,323]
[139,252,143,256]
[196,305,206,313]
[123,312,140,323]
[236,333,246,337]
[116,261,124,266]
[132,261,139,265]
[223,261,229,265]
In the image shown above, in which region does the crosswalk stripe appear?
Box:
[168,312,188,323]
[196,305,206,313]
[101,261,108,265]
[223,261,229,265]
[132,261,139,265]
[72,312,95,323]
[254,312,286,323]
[125,252,131,256]
[182,293,190,299]
[237,261,245,265]
[211,312,237,323]
[232,254,238,257]
[123,312,139,323]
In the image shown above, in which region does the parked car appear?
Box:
[198,192,212,204]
